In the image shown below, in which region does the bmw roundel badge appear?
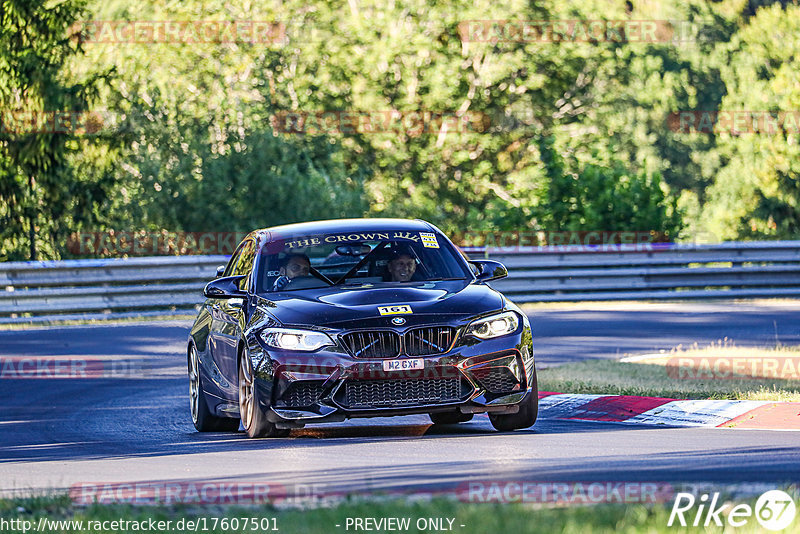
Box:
[391,317,406,325]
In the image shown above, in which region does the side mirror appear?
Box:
[469,260,508,282]
[215,265,225,278]
[204,275,247,299]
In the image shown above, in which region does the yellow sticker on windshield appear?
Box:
[420,232,439,248]
[378,305,413,315]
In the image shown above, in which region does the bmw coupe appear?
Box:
[188,218,537,437]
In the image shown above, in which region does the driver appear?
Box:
[386,251,417,282]
[272,253,311,291]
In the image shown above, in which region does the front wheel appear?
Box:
[238,352,289,438]
[489,370,538,432]
[189,345,239,432]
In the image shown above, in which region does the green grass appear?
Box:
[2,494,795,534]
[539,346,800,401]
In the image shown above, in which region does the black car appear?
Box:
[188,218,537,438]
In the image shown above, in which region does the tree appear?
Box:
[63,0,368,252]
[699,3,800,240]
[245,0,691,236]
[0,0,113,260]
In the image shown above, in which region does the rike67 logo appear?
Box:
[668,490,797,531]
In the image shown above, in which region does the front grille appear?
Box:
[404,327,456,356]
[472,367,519,393]
[275,381,325,408]
[342,378,462,408]
[341,331,401,359]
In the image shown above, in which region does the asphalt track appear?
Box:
[1,301,799,499]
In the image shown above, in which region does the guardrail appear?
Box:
[471,240,800,302]
[0,256,229,324]
[1,241,799,323]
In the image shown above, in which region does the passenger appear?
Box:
[386,251,417,282]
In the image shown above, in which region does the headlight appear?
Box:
[465,311,519,339]
[260,328,334,351]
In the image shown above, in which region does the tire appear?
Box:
[189,345,240,432]
[489,369,539,432]
[429,412,474,425]
[238,350,289,438]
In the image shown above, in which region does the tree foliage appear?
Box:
[1,0,798,259]
[0,0,112,260]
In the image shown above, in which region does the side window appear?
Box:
[223,242,246,277]
[233,240,257,290]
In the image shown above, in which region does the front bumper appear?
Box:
[247,328,535,427]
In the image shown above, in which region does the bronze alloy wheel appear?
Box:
[189,345,239,432]
[238,351,288,438]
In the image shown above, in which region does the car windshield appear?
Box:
[256,230,471,293]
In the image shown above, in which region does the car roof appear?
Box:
[256,218,438,241]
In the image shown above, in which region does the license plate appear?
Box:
[382,358,424,372]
